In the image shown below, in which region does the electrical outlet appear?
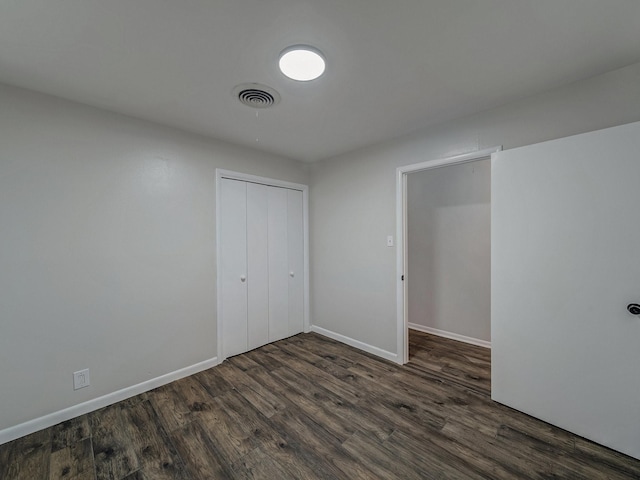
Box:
[73,369,90,390]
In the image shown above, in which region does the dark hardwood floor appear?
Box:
[2,330,640,479]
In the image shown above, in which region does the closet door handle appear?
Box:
[289,271,295,278]
[240,275,246,283]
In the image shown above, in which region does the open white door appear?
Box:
[492,121,640,460]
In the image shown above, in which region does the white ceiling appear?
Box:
[1,1,639,162]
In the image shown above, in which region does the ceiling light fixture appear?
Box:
[278,46,326,81]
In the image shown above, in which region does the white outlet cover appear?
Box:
[73,369,90,390]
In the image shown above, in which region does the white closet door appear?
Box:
[287,189,304,335]
[220,179,248,358]
[268,187,290,342]
[246,183,269,350]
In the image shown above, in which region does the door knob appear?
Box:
[240,275,246,282]
[289,271,295,277]
[627,304,640,315]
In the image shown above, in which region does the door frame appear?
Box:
[395,147,501,364]
[216,169,310,362]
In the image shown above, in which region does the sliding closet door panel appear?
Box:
[246,183,269,350]
[220,179,248,358]
[268,187,289,342]
[287,189,304,335]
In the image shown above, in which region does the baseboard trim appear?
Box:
[409,323,491,349]
[0,356,219,446]
[310,325,400,364]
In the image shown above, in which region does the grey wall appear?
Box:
[309,61,640,355]
[407,159,491,343]
[0,83,308,432]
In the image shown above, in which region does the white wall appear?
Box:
[407,159,491,343]
[309,61,640,355]
[0,83,308,434]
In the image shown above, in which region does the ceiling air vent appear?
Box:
[233,83,281,108]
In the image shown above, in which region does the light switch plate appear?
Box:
[386,235,394,247]
[73,369,90,390]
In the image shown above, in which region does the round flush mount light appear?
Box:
[278,45,326,81]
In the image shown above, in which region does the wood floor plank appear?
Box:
[303,333,398,374]
[275,357,395,442]
[459,395,577,454]
[382,429,480,480]
[174,374,217,412]
[190,390,259,466]
[144,382,193,434]
[400,419,521,480]
[48,437,94,480]
[345,359,395,383]
[270,343,399,442]
[342,429,435,480]
[267,407,378,480]
[265,344,364,404]
[572,435,640,478]
[350,378,448,433]
[3,428,51,480]
[226,354,262,372]
[230,447,296,480]
[268,367,357,442]
[121,400,189,480]
[249,431,336,480]
[191,367,234,399]
[214,362,286,418]
[0,436,15,479]
[279,336,356,370]
[60,470,98,480]
[89,403,141,480]
[3,330,640,479]
[50,416,91,453]
[440,418,553,479]
[170,420,232,480]
[326,398,396,443]
[218,382,342,480]
[496,423,634,480]
[242,344,285,371]
[409,331,491,391]
[119,471,144,480]
[212,391,284,452]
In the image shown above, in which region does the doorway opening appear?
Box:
[395,147,501,364]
